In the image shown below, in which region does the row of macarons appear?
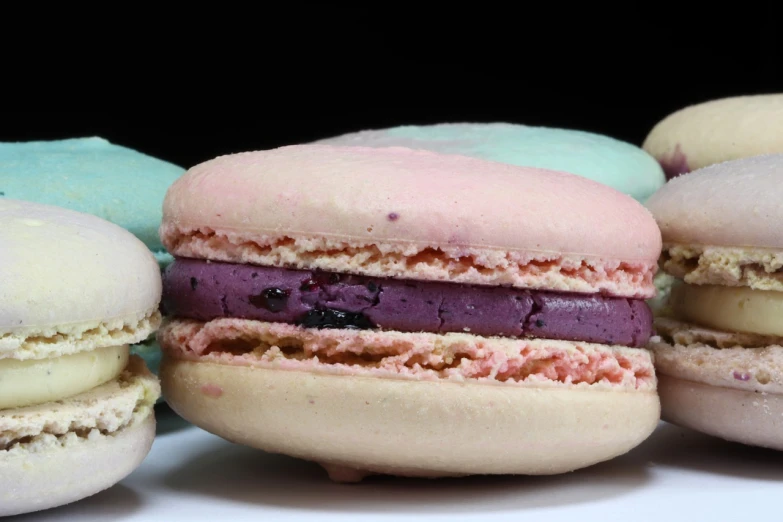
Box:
[1,93,781,516]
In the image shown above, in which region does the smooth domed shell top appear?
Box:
[0,137,185,253]
[646,154,783,248]
[161,144,661,263]
[0,199,162,332]
[316,122,666,202]
[643,94,783,175]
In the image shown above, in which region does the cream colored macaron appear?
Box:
[646,154,783,449]
[643,94,783,180]
[0,199,162,517]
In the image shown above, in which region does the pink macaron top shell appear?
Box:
[161,145,661,298]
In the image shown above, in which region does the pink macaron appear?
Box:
[157,144,662,482]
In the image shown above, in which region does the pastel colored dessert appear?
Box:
[0,137,185,375]
[157,144,661,482]
[315,122,666,202]
[643,94,783,180]
[0,199,161,516]
[646,154,783,449]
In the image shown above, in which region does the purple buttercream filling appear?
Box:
[162,258,653,348]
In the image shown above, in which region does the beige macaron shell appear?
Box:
[646,155,783,289]
[658,374,783,451]
[646,154,783,249]
[651,321,783,395]
[0,199,162,359]
[0,356,159,516]
[0,414,155,517]
[161,359,659,479]
[160,145,661,299]
[651,318,783,450]
[643,94,783,170]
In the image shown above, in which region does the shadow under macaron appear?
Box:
[162,436,652,514]
[644,421,783,480]
[6,484,143,521]
[154,402,194,436]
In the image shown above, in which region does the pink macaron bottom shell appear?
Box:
[159,318,656,391]
[160,226,657,300]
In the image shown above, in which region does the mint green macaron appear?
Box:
[0,137,185,376]
[317,122,666,202]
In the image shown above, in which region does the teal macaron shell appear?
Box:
[317,123,666,202]
[0,137,185,377]
[0,136,184,257]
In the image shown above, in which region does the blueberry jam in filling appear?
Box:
[298,309,375,330]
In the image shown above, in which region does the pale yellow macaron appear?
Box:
[643,93,783,180]
[0,199,162,517]
[643,94,783,312]
[647,154,783,450]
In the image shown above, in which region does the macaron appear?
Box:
[643,94,783,180]
[0,136,186,374]
[316,122,666,202]
[158,144,661,482]
[0,199,161,516]
[646,154,783,449]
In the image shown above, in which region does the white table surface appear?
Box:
[12,404,783,521]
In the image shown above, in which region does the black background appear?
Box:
[3,24,781,170]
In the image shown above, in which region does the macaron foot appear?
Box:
[318,462,467,482]
[319,463,375,483]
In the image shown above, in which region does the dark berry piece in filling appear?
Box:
[306,271,343,287]
[298,308,374,330]
[249,287,291,312]
[190,277,198,290]
[300,279,320,292]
